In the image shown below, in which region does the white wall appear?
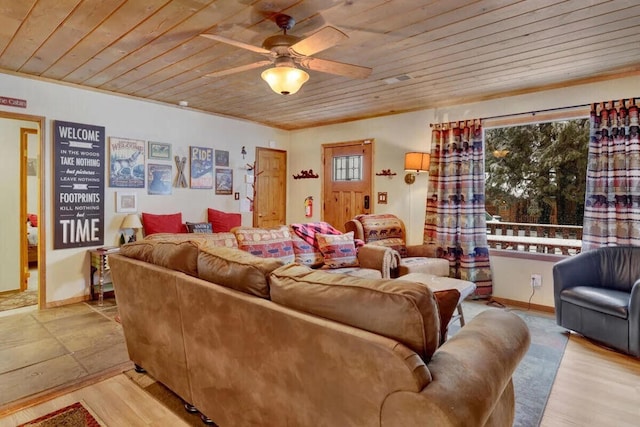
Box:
[289,75,639,307]
[0,73,288,304]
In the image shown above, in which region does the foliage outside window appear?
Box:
[484,119,589,253]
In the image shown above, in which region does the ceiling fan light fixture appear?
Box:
[261,66,309,95]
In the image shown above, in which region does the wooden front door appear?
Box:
[322,140,373,232]
[254,147,287,228]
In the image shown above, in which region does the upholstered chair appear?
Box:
[345,214,449,278]
[553,245,640,357]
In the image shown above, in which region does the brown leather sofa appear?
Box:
[110,236,530,427]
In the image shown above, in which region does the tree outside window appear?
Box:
[484,119,589,228]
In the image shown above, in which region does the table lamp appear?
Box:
[120,214,143,243]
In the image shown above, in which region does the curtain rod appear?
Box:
[429,103,591,127]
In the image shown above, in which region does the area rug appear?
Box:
[449,302,569,427]
[17,401,104,426]
[0,290,37,312]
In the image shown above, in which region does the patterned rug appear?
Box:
[126,302,567,427]
[17,401,104,426]
[449,301,569,427]
[0,290,37,312]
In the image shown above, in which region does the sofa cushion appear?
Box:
[269,264,440,362]
[186,221,213,233]
[290,221,342,247]
[207,208,242,232]
[145,232,238,249]
[198,247,283,298]
[142,212,185,235]
[233,226,295,264]
[120,239,199,276]
[316,231,359,268]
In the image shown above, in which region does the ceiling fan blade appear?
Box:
[205,60,272,78]
[290,26,348,57]
[200,33,271,55]
[299,57,372,79]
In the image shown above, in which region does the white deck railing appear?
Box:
[486,222,582,255]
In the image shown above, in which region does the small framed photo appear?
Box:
[215,168,233,195]
[148,141,172,160]
[215,149,229,167]
[116,192,138,213]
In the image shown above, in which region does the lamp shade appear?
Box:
[121,214,143,229]
[261,66,309,95]
[404,152,431,172]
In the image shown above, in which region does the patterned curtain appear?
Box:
[582,99,640,250]
[424,120,492,297]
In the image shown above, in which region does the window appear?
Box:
[332,155,362,181]
[484,119,589,254]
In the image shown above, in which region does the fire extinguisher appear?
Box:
[305,196,313,217]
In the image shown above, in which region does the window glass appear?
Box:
[333,155,362,181]
[484,119,589,254]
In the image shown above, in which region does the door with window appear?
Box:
[322,140,373,231]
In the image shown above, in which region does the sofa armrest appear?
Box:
[381,309,530,427]
[356,244,397,279]
[406,244,439,258]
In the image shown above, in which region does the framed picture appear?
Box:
[215,168,233,195]
[147,163,173,195]
[190,146,214,189]
[215,149,229,167]
[109,137,145,188]
[116,192,138,213]
[148,141,172,160]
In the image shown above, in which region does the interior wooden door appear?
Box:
[254,147,287,228]
[322,140,373,232]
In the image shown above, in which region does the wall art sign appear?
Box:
[190,146,213,189]
[109,137,145,188]
[215,149,229,166]
[147,163,173,195]
[215,168,233,195]
[0,96,27,108]
[148,141,172,160]
[53,120,105,249]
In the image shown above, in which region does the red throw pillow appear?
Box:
[207,208,241,232]
[27,213,38,227]
[141,212,185,235]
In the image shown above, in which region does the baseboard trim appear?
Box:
[0,361,134,417]
[44,294,90,309]
[490,296,555,314]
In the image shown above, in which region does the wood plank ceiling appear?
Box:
[0,0,638,130]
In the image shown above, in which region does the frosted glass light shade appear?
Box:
[261,66,309,95]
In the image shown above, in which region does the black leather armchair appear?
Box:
[553,246,640,357]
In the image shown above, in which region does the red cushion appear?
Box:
[207,208,242,232]
[27,213,38,227]
[142,212,185,235]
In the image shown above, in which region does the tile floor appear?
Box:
[0,297,130,408]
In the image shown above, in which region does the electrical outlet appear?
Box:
[531,274,542,288]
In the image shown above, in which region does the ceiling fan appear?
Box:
[200,14,372,95]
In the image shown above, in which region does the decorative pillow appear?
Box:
[185,221,213,233]
[142,212,185,235]
[290,233,324,267]
[27,213,38,227]
[233,226,295,264]
[316,231,359,268]
[290,222,343,248]
[207,208,242,232]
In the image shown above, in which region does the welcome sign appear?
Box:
[53,120,106,249]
